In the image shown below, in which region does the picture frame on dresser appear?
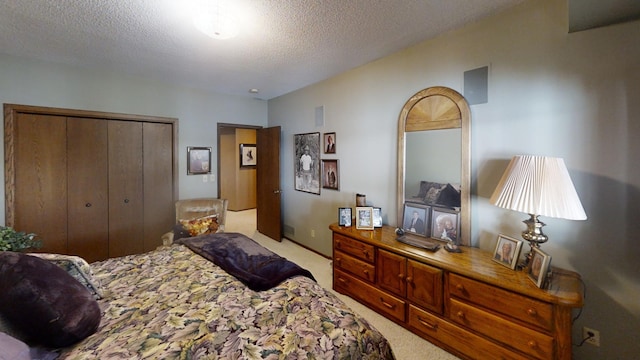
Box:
[372,207,382,228]
[355,207,374,230]
[402,203,429,237]
[528,247,552,288]
[492,234,523,269]
[431,207,459,243]
[338,207,352,227]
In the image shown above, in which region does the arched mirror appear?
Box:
[396,86,471,246]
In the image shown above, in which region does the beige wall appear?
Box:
[268,0,640,358]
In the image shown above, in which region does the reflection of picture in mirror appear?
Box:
[431,208,459,243]
[402,204,429,237]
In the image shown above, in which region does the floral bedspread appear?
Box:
[59,245,395,360]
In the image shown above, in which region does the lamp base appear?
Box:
[518,214,548,269]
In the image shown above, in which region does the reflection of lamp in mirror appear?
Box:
[489,155,587,268]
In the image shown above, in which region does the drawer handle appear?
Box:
[528,340,538,349]
[363,269,369,275]
[456,284,465,292]
[456,311,465,320]
[405,276,413,284]
[336,258,342,266]
[335,240,341,248]
[363,249,370,258]
[338,277,348,284]
[397,273,405,280]
[380,298,395,310]
[417,316,438,331]
[527,308,538,316]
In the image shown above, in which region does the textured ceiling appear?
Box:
[0,0,526,100]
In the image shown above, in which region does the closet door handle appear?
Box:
[85,203,92,207]
[124,199,130,203]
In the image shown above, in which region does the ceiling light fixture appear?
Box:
[192,0,239,40]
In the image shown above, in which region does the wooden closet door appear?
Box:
[143,122,174,251]
[108,120,144,257]
[67,118,109,262]
[14,113,68,253]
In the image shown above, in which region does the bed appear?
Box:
[0,232,395,359]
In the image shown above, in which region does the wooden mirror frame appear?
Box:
[396,86,471,246]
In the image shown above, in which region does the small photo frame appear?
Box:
[431,208,460,243]
[322,159,339,190]
[324,132,336,154]
[239,143,257,168]
[187,147,212,175]
[492,234,523,269]
[338,207,352,227]
[402,203,430,237]
[355,206,374,230]
[372,207,382,228]
[528,247,552,288]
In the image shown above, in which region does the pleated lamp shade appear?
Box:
[490,155,587,220]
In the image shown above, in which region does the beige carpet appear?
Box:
[225,209,460,360]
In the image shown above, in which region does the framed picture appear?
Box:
[528,247,552,288]
[239,143,257,168]
[492,234,523,269]
[372,207,383,228]
[431,208,460,243]
[187,147,211,175]
[338,207,352,227]
[402,203,430,237]
[324,132,336,154]
[355,207,374,230]
[322,159,339,190]
[294,132,321,195]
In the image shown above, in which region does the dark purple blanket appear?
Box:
[177,232,315,291]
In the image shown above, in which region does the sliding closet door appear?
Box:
[13,113,68,253]
[142,122,174,251]
[67,118,109,262]
[108,120,144,257]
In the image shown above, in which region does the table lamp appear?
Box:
[489,155,587,268]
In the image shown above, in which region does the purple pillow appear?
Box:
[0,252,101,348]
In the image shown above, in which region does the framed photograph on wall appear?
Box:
[324,132,336,154]
[492,234,523,269]
[294,132,321,195]
[187,147,211,175]
[355,206,374,230]
[372,207,383,228]
[528,247,552,288]
[338,207,352,227]
[239,143,257,168]
[431,207,460,243]
[402,203,430,237]
[322,159,339,190]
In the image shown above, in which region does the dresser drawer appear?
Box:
[334,250,375,283]
[449,273,553,331]
[333,233,375,263]
[449,298,554,360]
[334,269,405,323]
[408,305,528,360]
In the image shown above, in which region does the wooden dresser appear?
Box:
[330,223,583,360]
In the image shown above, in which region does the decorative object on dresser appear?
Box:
[527,247,552,288]
[401,203,430,237]
[338,207,352,227]
[355,207,374,230]
[373,207,383,228]
[331,223,584,360]
[489,155,587,268]
[492,234,524,270]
